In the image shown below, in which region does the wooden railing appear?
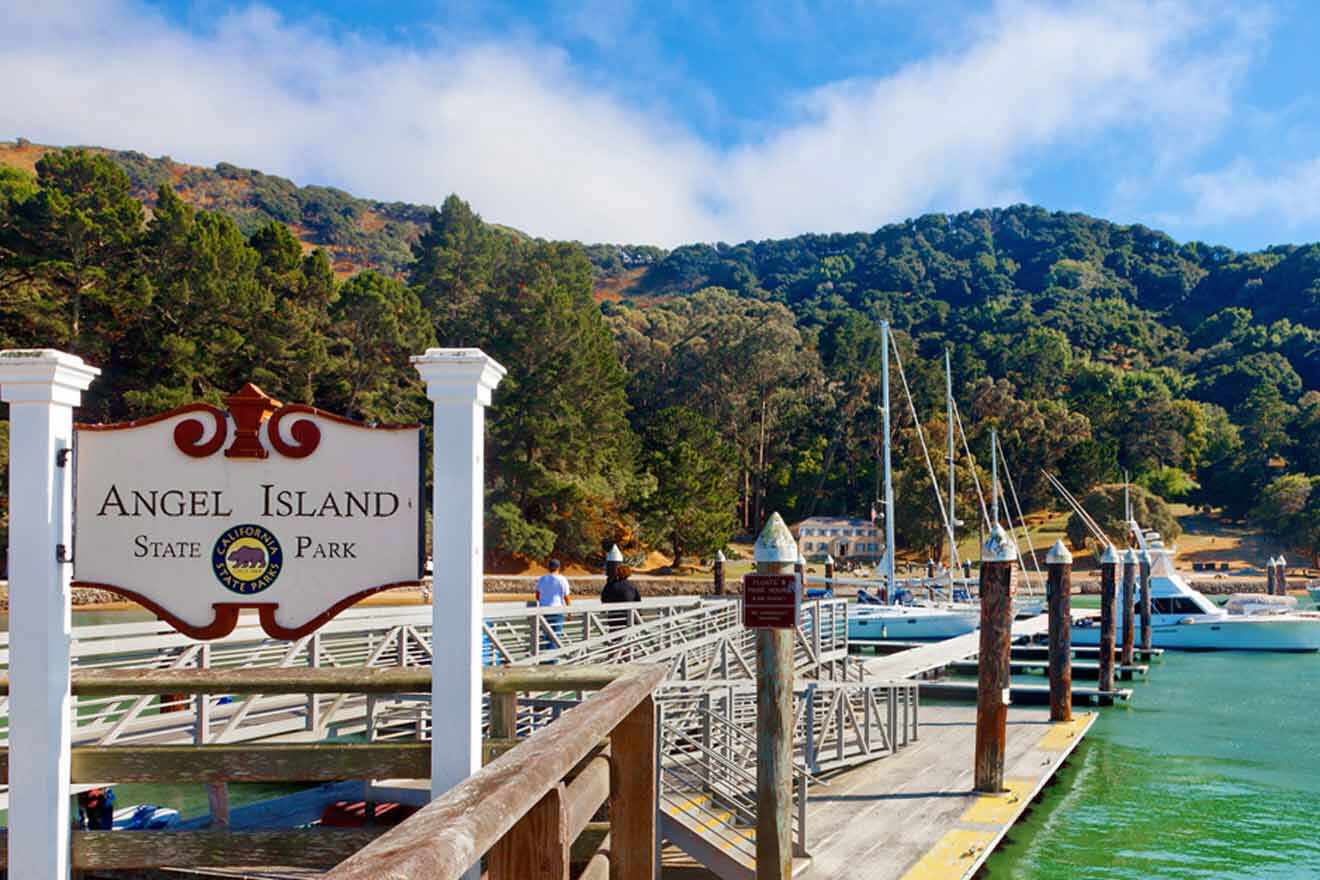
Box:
[0,663,665,877]
[327,663,664,880]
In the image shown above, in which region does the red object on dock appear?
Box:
[320,800,417,827]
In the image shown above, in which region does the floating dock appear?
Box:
[802,703,1096,879]
[776,611,1140,877]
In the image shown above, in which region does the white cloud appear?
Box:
[1181,157,1320,228]
[0,0,1258,246]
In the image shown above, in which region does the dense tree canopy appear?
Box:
[5,150,1320,565]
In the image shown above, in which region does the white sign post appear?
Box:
[412,348,505,822]
[0,349,100,880]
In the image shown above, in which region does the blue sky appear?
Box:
[6,1,1320,249]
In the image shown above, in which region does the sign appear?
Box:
[73,383,422,640]
[741,573,801,629]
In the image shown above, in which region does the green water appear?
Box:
[984,595,1320,879]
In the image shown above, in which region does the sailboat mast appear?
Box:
[882,320,896,605]
[945,347,956,571]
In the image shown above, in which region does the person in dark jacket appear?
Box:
[601,564,641,629]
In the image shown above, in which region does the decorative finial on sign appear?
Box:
[754,513,797,563]
[1045,539,1072,565]
[982,523,1018,563]
[224,383,280,459]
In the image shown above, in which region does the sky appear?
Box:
[4,0,1320,250]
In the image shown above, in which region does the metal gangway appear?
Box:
[0,593,919,878]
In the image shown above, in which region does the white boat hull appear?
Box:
[1071,614,1320,652]
[849,606,979,641]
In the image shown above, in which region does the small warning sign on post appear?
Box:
[742,573,801,629]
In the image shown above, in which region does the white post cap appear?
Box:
[982,523,1018,563]
[824,553,834,565]
[412,348,506,405]
[714,550,726,563]
[1045,539,1072,565]
[1122,548,1139,564]
[1277,555,1287,567]
[1139,549,1152,563]
[754,512,798,563]
[606,544,623,562]
[0,348,100,405]
[1100,543,1120,565]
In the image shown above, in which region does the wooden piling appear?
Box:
[975,524,1017,794]
[753,514,796,880]
[824,554,835,593]
[1138,550,1152,652]
[1045,541,1072,723]
[713,550,726,596]
[1121,549,1137,667]
[1267,557,1277,596]
[1098,545,1118,693]
[1277,556,1288,596]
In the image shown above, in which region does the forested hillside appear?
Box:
[2,148,1319,566]
[0,141,667,283]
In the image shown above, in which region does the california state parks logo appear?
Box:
[212,524,283,595]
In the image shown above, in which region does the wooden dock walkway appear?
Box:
[800,703,1096,879]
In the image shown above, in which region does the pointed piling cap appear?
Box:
[1139,548,1152,563]
[1277,555,1287,568]
[825,553,835,565]
[1045,539,1072,566]
[606,544,623,563]
[754,512,799,564]
[1100,543,1120,565]
[714,550,726,563]
[1122,547,1139,564]
[982,523,1018,563]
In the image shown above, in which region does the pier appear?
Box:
[802,705,1095,879]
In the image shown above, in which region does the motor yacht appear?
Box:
[1072,524,1320,652]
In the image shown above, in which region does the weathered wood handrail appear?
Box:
[0,663,638,697]
[324,663,665,880]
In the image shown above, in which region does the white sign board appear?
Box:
[73,384,422,639]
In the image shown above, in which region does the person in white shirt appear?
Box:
[535,559,571,651]
[535,559,572,607]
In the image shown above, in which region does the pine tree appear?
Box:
[326,271,431,423]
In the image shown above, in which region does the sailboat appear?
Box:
[846,323,980,641]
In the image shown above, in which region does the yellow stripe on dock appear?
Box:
[958,778,1034,825]
[898,828,997,880]
[1038,712,1093,751]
